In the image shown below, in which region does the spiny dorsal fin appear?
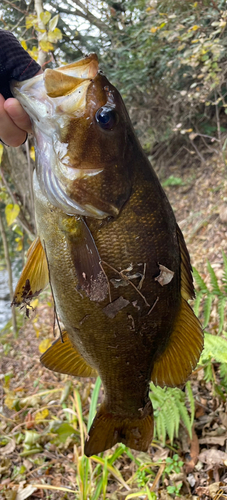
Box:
[151,298,203,387]
[12,236,49,307]
[40,331,97,378]
[177,224,195,300]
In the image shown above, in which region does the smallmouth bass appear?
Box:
[12,54,203,456]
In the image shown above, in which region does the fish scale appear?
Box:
[12,53,203,456]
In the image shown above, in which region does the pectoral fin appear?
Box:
[151,298,203,387]
[40,331,97,378]
[12,236,49,307]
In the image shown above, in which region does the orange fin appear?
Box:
[40,331,97,378]
[12,236,49,308]
[151,298,203,387]
[84,401,153,456]
[177,224,195,300]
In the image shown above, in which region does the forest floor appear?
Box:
[1,149,227,500]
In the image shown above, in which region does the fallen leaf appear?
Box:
[198,448,227,467]
[199,435,227,446]
[16,485,37,500]
[2,439,16,455]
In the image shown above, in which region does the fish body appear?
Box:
[12,54,203,456]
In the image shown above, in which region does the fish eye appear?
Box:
[95,106,118,130]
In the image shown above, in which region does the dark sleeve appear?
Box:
[0,29,41,99]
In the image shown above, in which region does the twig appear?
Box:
[0,167,34,239]
[101,260,150,307]
[43,240,64,342]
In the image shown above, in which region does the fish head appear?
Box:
[12,54,134,218]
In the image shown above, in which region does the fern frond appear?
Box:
[203,294,213,328]
[176,397,192,439]
[193,290,204,317]
[220,363,227,388]
[150,384,192,445]
[218,296,226,335]
[193,267,208,293]
[199,332,227,364]
[207,261,221,295]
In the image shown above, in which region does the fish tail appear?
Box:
[84,401,153,456]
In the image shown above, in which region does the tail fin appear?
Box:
[84,401,153,456]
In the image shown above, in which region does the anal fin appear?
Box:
[40,331,97,378]
[151,298,203,387]
[12,236,49,307]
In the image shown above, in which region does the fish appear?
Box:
[12,53,203,456]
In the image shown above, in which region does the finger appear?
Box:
[4,98,32,134]
[0,94,28,147]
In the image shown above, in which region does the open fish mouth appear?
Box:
[12,54,111,218]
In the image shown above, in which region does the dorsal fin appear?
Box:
[12,236,49,307]
[151,225,203,387]
[40,331,97,378]
[177,224,195,300]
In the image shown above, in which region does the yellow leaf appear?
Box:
[5,392,16,410]
[35,408,49,423]
[40,11,51,25]
[30,146,35,161]
[151,27,158,33]
[48,28,62,43]
[0,144,3,164]
[188,25,200,32]
[15,237,23,252]
[193,2,198,6]
[5,203,20,226]
[39,40,54,52]
[20,39,27,50]
[28,48,38,61]
[30,298,39,309]
[26,14,38,29]
[39,338,52,354]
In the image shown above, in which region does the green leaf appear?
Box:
[87,377,101,431]
[54,422,76,443]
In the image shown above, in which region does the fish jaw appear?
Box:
[11,53,132,218]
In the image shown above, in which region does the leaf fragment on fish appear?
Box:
[103,296,130,318]
[155,264,174,286]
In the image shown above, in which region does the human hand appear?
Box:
[0,94,32,147]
